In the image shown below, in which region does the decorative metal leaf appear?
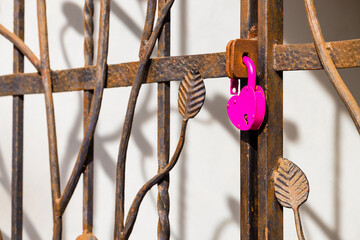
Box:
[273,158,309,240]
[273,158,309,209]
[178,69,206,120]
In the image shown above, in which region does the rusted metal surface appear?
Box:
[178,70,206,120]
[241,0,258,40]
[240,2,259,240]
[273,158,310,240]
[59,0,110,216]
[274,39,360,71]
[37,1,63,238]
[226,39,258,79]
[0,24,41,72]
[226,40,235,78]
[2,36,360,95]
[240,0,283,239]
[139,0,157,57]
[81,0,95,238]
[303,0,360,134]
[257,0,284,239]
[36,0,110,238]
[76,233,98,240]
[0,53,226,97]
[11,1,24,239]
[157,0,171,239]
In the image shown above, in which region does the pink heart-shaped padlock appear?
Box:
[227,56,266,131]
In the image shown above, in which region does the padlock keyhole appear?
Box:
[244,114,248,125]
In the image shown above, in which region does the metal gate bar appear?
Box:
[256,0,283,238]
[240,1,258,239]
[1,0,360,239]
[157,0,171,238]
[11,0,25,239]
[2,37,360,97]
[82,0,95,236]
[240,0,283,239]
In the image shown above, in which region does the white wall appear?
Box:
[0,0,359,239]
[283,1,360,239]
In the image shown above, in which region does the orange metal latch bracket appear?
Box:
[226,39,258,79]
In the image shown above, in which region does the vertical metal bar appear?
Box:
[37,0,62,238]
[83,0,95,234]
[257,0,283,239]
[240,0,283,239]
[241,0,258,39]
[12,0,24,239]
[240,1,258,239]
[157,0,171,239]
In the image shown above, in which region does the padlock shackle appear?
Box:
[242,56,256,89]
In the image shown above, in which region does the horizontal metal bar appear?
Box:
[0,52,226,97]
[274,39,360,71]
[2,39,359,97]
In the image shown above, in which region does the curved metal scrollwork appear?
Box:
[304,0,360,134]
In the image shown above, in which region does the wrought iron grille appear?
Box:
[0,0,359,239]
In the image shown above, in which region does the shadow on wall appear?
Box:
[0,148,42,240]
[58,1,234,239]
[284,0,360,239]
[59,0,148,186]
[209,0,360,239]
[58,1,190,240]
[4,0,188,239]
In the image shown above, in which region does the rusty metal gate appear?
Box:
[0,0,359,239]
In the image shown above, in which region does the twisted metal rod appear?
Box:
[0,24,41,71]
[157,0,171,238]
[114,1,175,238]
[59,0,110,215]
[81,0,95,237]
[304,0,360,134]
[84,0,94,66]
